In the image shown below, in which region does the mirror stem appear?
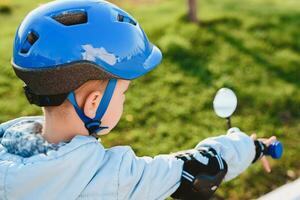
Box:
[226,117,232,129]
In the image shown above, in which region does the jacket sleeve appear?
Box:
[117,147,184,200]
[195,128,256,181]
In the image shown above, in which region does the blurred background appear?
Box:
[0,0,299,199]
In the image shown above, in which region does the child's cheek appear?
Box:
[101,93,124,133]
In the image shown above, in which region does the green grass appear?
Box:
[1,0,300,199]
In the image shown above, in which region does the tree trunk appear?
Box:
[187,0,198,23]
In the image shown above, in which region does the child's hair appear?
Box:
[43,80,107,116]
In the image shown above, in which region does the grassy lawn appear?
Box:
[0,0,300,199]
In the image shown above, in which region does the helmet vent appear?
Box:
[20,31,39,54]
[52,11,87,26]
[117,14,137,26]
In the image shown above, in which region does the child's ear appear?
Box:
[83,91,103,119]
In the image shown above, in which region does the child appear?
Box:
[0,0,276,199]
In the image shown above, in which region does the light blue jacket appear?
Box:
[0,117,255,200]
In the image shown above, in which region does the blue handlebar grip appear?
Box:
[266,141,283,159]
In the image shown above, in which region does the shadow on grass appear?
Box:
[163,42,214,85]
[0,5,12,15]
[162,14,299,87]
[248,13,300,52]
[161,16,220,85]
[200,16,300,87]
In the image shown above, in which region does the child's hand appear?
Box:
[251,134,277,173]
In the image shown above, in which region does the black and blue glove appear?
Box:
[172,147,228,200]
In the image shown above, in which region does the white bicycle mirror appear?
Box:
[213,88,237,119]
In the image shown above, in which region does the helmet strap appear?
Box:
[67,79,117,136]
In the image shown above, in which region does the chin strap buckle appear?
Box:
[85,120,108,135]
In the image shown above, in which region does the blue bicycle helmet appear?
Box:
[11,0,162,135]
